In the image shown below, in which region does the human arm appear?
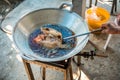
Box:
[101,14,120,34]
[101,22,120,34]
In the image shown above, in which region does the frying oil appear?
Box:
[28,24,76,58]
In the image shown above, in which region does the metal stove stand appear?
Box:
[22,58,73,80]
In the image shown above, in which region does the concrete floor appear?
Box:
[0,0,120,80]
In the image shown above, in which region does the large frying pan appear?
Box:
[13,4,89,62]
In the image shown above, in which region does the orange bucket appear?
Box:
[85,7,110,31]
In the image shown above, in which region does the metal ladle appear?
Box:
[63,28,103,40]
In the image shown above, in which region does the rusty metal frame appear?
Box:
[22,58,73,80]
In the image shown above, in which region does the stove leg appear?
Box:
[22,59,35,80]
[42,67,46,80]
[77,56,81,80]
[64,70,67,80]
[69,63,73,80]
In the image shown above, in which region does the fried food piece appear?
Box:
[33,34,45,43]
[41,27,62,39]
[34,27,67,49]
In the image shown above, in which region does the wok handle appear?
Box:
[0,16,12,35]
[59,3,73,11]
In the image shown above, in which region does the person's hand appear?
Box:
[101,22,120,34]
[117,14,120,26]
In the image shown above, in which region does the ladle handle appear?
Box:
[63,28,103,40]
